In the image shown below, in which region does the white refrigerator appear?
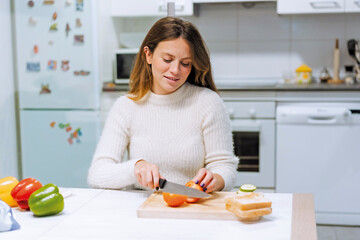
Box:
[14,0,100,187]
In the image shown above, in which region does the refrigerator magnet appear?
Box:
[76,0,84,11]
[48,40,54,45]
[68,128,82,145]
[43,0,54,5]
[61,61,70,71]
[80,70,90,76]
[73,128,82,138]
[50,121,56,128]
[65,0,72,6]
[29,17,37,25]
[26,62,40,72]
[66,23,71,37]
[72,130,78,138]
[40,84,51,94]
[50,23,58,31]
[52,12,57,21]
[74,70,89,76]
[28,0,34,7]
[76,18,82,28]
[33,45,39,54]
[48,60,57,70]
[74,35,84,44]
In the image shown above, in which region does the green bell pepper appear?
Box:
[28,183,64,217]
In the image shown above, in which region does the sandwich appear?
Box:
[225,192,272,221]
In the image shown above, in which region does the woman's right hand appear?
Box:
[134,160,162,190]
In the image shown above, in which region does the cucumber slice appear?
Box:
[239,184,256,192]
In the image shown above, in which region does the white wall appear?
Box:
[101,3,360,84]
[0,0,19,178]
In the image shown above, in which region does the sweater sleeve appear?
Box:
[201,91,238,191]
[87,97,139,189]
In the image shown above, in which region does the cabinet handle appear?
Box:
[158,4,184,12]
[309,1,341,9]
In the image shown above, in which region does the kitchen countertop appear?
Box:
[103,81,360,92]
[218,82,360,91]
[2,188,316,240]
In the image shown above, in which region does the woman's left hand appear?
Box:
[191,168,225,193]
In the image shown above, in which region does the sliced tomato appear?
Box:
[185,181,203,203]
[162,192,187,207]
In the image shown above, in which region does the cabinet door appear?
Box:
[345,0,360,12]
[111,0,193,17]
[20,110,101,188]
[277,0,345,14]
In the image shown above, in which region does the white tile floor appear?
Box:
[317,225,360,240]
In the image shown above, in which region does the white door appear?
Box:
[345,0,360,12]
[277,124,360,209]
[110,0,193,17]
[276,109,360,225]
[14,0,99,109]
[277,0,345,14]
[20,110,101,187]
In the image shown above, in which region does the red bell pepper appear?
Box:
[11,178,42,210]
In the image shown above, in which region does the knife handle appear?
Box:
[159,178,167,189]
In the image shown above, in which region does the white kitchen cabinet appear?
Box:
[277,0,345,14]
[110,0,194,17]
[345,0,360,12]
[193,0,275,2]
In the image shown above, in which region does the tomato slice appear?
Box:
[162,192,187,207]
[185,181,203,203]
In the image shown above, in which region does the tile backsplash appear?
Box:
[99,2,360,85]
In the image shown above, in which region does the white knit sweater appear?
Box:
[87,82,238,191]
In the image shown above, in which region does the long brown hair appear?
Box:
[128,17,217,101]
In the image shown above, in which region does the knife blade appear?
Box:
[159,179,210,198]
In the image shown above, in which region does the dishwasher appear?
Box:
[276,102,360,226]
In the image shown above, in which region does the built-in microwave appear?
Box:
[114,48,138,84]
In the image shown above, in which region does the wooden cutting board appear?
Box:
[137,191,241,220]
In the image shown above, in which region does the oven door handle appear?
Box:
[231,121,261,132]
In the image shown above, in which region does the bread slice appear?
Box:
[232,192,272,210]
[226,205,272,221]
[225,192,272,220]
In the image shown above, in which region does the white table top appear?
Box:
[1,188,316,240]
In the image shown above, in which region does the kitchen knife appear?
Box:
[159,179,210,198]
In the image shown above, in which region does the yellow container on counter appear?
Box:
[295,64,312,84]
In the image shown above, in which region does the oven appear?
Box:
[223,101,275,188]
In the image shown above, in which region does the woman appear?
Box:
[88,17,237,193]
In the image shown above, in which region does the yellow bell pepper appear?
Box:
[0,176,19,207]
